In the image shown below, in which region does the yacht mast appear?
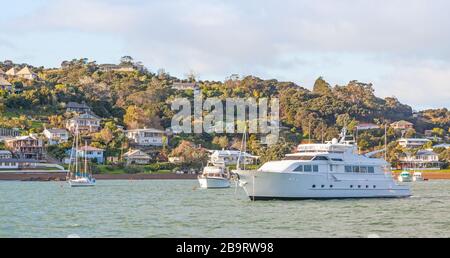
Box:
[84,140,88,177]
[75,126,79,178]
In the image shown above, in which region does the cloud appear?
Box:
[1,0,450,108]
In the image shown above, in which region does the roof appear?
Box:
[44,128,68,134]
[0,150,12,155]
[125,128,165,133]
[416,150,438,156]
[5,67,18,76]
[6,135,39,141]
[66,102,90,109]
[77,146,104,152]
[434,143,450,149]
[16,66,35,75]
[0,77,12,86]
[123,149,151,158]
[211,150,257,158]
[391,120,413,126]
[73,113,100,120]
[398,138,431,142]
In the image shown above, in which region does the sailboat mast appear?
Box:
[84,140,88,177]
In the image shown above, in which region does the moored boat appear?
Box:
[198,161,230,189]
[234,128,411,200]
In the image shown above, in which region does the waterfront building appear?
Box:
[0,150,12,159]
[43,128,70,145]
[76,146,104,164]
[125,128,166,147]
[4,135,45,160]
[399,150,442,170]
[66,113,101,134]
[123,149,151,165]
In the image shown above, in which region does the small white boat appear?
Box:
[198,162,230,189]
[398,171,412,182]
[412,172,424,182]
[68,176,96,187]
[66,127,96,187]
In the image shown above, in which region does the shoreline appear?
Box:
[0,172,198,181]
[1,171,450,181]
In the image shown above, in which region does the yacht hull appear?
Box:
[68,178,96,187]
[236,170,411,200]
[198,177,230,189]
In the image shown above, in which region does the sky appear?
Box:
[0,0,449,110]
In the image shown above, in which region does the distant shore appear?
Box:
[1,171,450,181]
[0,172,197,181]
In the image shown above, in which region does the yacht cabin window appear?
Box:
[304,165,312,172]
[293,165,303,172]
[284,156,314,161]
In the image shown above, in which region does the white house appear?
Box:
[66,113,101,134]
[77,146,104,164]
[399,150,441,170]
[125,128,166,147]
[397,138,431,148]
[0,150,18,169]
[356,123,379,130]
[43,128,70,145]
[123,149,151,165]
[209,150,258,166]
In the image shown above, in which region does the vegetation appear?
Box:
[1,58,449,169]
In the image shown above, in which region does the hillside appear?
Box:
[1,57,449,166]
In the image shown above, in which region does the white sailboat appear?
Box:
[66,127,96,187]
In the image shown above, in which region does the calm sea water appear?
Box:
[1,179,450,238]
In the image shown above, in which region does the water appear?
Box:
[1,179,450,238]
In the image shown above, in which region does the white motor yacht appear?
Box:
[234,128,411,200]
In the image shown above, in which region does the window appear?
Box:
[350,185,353,188]
[312,185,316,188]
[321,185,325,188]
[366,185,369,188]
[313,156,328,161]
[331,158,343,161]
[283,156,314,161]
[313,165,319,172]
[358,185,361,188]
[360,166,368,173]
[345,166,352,173]
[373,185,376,189]
[330,165,333,171]
[368,167,375,173]
[330,185,333,188]
[293,165,303,172]
[304,165,312,172]
[353,166,360,173]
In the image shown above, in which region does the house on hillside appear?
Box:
[397,138,431,148]
[66,113,101,134]
[76,146,104,164]
[356,123,379,130]
[66,102,92,114]
[172,82,199,91]
[5,67,19,76]
[0,77,12,92]
[434,143,450,149]
[390,120,414,130]
[43,128,70,145]
[4,135,45,160]
[0,150,12,159]
[0,128,20,141]
[123,149,151,165]
[16,66,38,80]
[125,128,167,147]
[399,150,441,170]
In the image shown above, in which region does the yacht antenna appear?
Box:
[384,123,388,161]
